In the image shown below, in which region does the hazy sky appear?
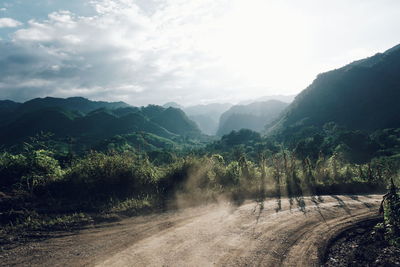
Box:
[0,0,400,106]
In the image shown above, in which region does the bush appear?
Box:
[63,152,157,201]
[382,180,400,247]
[0,153,28,188]
[0,150,62,191]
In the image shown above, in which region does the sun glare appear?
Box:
[190,0,313,94]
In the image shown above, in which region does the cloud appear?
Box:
[0,0,400,105]
[0,17,22,28]
[0,0,233,105]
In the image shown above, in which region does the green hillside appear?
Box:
[269,44,400,135]
[0,100,21,125]
[17,96,129,114]
[150,107,201,136]
[0,98,201,151]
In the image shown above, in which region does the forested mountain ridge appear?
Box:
[268,44,400,136]
[238,94,295,105]
[0,97,202,150]
[0,97,129,126]
[16,96,129,115]
[0,100,21,113]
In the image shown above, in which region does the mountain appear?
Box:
[0,100,21,113]
[163,102,183,109]
[187,114,217,136]
[239,95,296,105]
[16,96,129,115]
[72,110,176,140]
[217,100,288,136]
[0,100,22,125]
[149,107,201,136]
[0,98,201,148]
[184,103,232,135]
[1,108,76,143]
[268,44,400,136]
[0,107,176,145]
[0,96,130,127]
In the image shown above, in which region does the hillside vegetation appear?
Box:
[0,97,205,153]
[268,44,400,137]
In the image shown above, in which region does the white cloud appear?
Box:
[0,8,7,12]
[4,0,227,104]
[0,17,22,28]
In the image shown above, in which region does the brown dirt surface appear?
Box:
[0,194,382,266]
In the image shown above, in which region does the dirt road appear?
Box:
[1,195,382,267]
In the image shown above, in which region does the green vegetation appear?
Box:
[0,97,206,154]
[379,179,400,247]
[1,99,399,237]
[268,44,400,136]
[1,130,397,234]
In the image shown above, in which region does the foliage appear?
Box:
[381,179,400,247]
[63,152,158,201]
[269,44,400,136]
[274,123,400,164]
[0,149,62,192]
[0,125,398,233]
[0,97,203,152]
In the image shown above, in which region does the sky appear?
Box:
[0,0,400,106]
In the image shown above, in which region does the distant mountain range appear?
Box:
[164,98,295,136]
[0,97,129,126]
[267,44,400,136]
[0,97,202,150]
[163,102,233,135]
[217,100,289,136]
[184,103,233,135]
[239,94,295,105]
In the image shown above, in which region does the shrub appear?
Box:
[63,152,157,201]
[0,150,62,192]
[382,179,400,247]
[0,153,28,188]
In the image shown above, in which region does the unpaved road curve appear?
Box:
[1,195,382,267]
